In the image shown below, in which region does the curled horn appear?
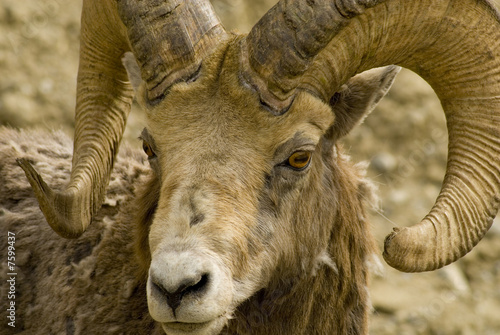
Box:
[118,0,227,104]
[243,0,500,272]
[18,0,226,238]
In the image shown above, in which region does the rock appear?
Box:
[371,152,397,173]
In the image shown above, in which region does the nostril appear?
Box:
[152,273,210,313]
[189,273,209,294]
[151,279,169,301]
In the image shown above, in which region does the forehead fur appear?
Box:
[144,35,334,167]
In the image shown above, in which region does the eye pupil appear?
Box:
[288,151,312,170]
[142,141,155,158]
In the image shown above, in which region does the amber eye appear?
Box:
[287,151,312,170]
[142,140,156,158]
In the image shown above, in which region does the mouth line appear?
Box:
[162,320,212,332]
[161,313,230,333]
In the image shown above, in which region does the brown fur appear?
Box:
[0,128,162,334]
[134,37,389,334]
[221,148,376,334]
[0,36,396,335]
[0,125,376,335]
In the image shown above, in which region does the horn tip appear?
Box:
[382,226,436,273]
[17,158,86,239]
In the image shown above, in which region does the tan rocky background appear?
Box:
[1,1,499,334]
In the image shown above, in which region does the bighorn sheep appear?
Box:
[1,0,500,334]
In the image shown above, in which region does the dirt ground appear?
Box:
[1,1,499,334]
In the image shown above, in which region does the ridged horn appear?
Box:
[117,0,227,104]
[243,0,500,272]
[18,0,226,238]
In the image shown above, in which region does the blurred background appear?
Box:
[1,1,499,333]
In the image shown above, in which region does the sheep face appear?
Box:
[140,42,332,335]
[133,38,395,334]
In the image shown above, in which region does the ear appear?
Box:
[122,52,142,93]
[328,65,401,140]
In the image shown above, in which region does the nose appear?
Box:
[148,252,212,315]
[151,271,210,313]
